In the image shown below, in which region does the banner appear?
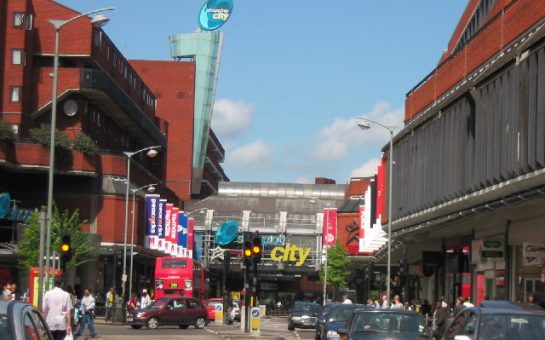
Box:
[376,159,385,222]
[145,194,161,249]
[164,203,173,253]
[322,208,337,246]
[170,207,179,255]
[178,213,188,257]
[188,217,194,258]
[157,199,166,252]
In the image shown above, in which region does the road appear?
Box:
[81,316,315,340]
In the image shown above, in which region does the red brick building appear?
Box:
[0,0,228,296]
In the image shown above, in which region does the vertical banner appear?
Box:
[145,194,160,249]
[157,199,166,251]
[170,207,179,255]
[358,205,365,250]
[178,213,188,257]
[322,208,337,246]
[164,203,173,253]
[376,157,385,223]
[188,217,194,258]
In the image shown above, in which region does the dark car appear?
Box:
[443,304,545,340]
[0,300,53,340]
[288,301,322,331]
[127,297,208,330]
[337,309,432,340]
[315,303,367,340]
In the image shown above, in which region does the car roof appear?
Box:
[355,309,421,315]
[479,300,544,311]
[470,306,545,316]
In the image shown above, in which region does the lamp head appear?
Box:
[147,185,156,193]
[357,119,371,130]
[90,14,110,27]
[146,149,159,158]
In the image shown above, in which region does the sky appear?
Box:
[56,0,468,185]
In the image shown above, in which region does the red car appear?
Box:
[127,297,208,330]
[205,298,223,321]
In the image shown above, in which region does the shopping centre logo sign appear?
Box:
[198,0,233,31]
[270,243,311,266]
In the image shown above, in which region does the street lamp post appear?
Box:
[310,199,332,306]
[121,146,161,304]
[357,117,396,307]
[128,184,157,299]
[43,7,114,293]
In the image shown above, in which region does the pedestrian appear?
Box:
[74,289,98,338]
[105,287,115,323]
[10,283,18,301]
[127,293,138,313]
[2,282,12,300]
[453,296,465,315]
[42,277,72,340]
[433,298,448,340]
[391,295,403,309]
[140,289,151,309]
[381,293,390,309]
[342,293,353,304]
[462,297,474,308]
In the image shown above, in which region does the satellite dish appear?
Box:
[63,99,78,117]
[215,220,239,246]
[0,193,11,219]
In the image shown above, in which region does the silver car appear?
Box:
[0,300,53,339]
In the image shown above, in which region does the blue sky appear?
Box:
[56,0,467,185]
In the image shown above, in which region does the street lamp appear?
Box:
[43,7,114,295]
[122,146,161,303]
[357,117,396,307]
[128,184,157,299]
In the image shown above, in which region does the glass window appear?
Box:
[30,311,51,340]
[23,314,38,340]
[10,87,21,102]
[14,13,24,27]
[12,50,24,65]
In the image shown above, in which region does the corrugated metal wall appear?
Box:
[394,42,545,220]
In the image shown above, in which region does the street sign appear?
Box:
[250,307,260,333]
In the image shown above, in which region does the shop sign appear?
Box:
[523,241,545,266]
[198,0,233,31]
[481,239,503,258]
[270,243,311,266]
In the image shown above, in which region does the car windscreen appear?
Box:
[328,305,363,322]
[477,314,545,340]
[293,304,321,314]
[351,312,427,335]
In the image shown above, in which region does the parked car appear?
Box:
[0,300,53,339]
[443,304,545,340]
[205,298,223,321]
[127,297,208,330]
[315,303,367,340]
[337,309,432,340]
[288,301,322,331]
[231,300,241,322]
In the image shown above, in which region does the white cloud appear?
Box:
[225,140,275,170]
[310,100,403,161]
[350,157,381,178]
[212,98,255,137]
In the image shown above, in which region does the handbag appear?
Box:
[64,333,74,340]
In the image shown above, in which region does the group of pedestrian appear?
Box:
[1,282,18,301]
[41,277,98,339]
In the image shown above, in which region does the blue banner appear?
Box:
[145,194,160,249]
[157,199,166,250]
[178,213,188,253]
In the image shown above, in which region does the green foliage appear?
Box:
[73,132,98,155]
[0,120,15,142]
[18,204,94,269]
[321,241,351,291]
[29,124,70,149]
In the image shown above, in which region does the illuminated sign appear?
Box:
[198,0,233,31]
[270,243,311,266]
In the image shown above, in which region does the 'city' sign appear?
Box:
[198,0,233,31]
[270,243,311,266]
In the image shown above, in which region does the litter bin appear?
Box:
[112,301,124,323]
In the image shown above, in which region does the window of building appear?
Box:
[13,12,33,30]
[10,87,21,102]
[12,49,25,65]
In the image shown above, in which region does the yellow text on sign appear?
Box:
[270,243,311,266]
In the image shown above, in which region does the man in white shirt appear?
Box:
[74,289,97,338]
[42,277,72,340]
[342,294,353,304]
[140,289,151,309]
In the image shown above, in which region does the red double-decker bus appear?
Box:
[154,257,205,301]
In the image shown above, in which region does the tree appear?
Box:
[321,241,351,300]
[18,204,94,269]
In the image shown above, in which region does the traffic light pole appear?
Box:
[244,264,250,333]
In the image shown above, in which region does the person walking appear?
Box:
[140,289,151,309]
[74,289,98,338]
[42,277,72,340]
[433,298,448,340]
[391,295,404,309]
[105,287,115,323]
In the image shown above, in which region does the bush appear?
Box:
[73,132,99,155]
[0,120,15,142]
[29,124,70,150]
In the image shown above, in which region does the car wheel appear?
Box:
[194,317,206,329]
[146,317,159,329]
[288,323,295,331]
[179,325,189,329]
[130,325,142,329]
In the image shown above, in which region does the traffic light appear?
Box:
[60,233,71,263]
[243,240,253,267]
[252,236,262,264]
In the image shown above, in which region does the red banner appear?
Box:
[322,208,337,246]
